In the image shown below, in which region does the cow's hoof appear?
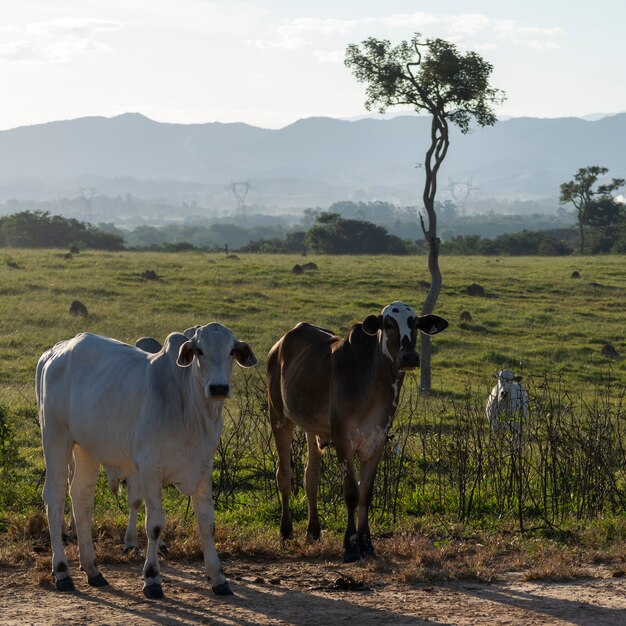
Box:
[123,546,140,556]
[158,543,169,555]
[306,527,321,542]
[343,550,363,564]
[280,524,293,541]
[143,583,164,599]
[361,542,376,559]
[212,582,234,596]
[88,573,109,587]
[56,577,76,592]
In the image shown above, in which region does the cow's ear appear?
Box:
[183,325,201,339]
[233,341,257,368]
[416,314,448,335]
[362,314,382,335]
[177,340,196,367]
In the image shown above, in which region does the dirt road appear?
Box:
[1,558,625,625]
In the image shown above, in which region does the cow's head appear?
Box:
[362,301,449,370]
[176,323,257,400]
[494,369,522,401]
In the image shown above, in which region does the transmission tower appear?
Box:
[79,187,97,222]
[229,180,253,219]
[448,178,477,216]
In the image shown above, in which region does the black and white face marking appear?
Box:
[381,301,418,365]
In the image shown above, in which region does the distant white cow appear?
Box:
[486,369,529,440]
[37,323,256,598]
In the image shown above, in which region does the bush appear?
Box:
[442,229,574,256]
[0,211,124,250]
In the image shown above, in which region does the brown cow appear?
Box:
[267,301,448,562]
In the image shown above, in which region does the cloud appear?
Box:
[0,18,120,63]
[314,49,345,63]
[248,17,357,50]
[248,11,561,53]
[527,40,560,50]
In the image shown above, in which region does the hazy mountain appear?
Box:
[0,112,624,210]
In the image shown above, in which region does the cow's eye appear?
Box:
[196,348,204,356]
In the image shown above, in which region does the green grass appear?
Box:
[1,250,624,405]
[1,249,625,552]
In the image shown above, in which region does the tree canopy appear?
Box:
[560,166,625,253]
[345,34,503,132]
[0,211,124,250]
[306,212,411,255]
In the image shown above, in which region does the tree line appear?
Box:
[1,202,624,256]
[0,211,123,250]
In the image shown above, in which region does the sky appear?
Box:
[1,0,624,131]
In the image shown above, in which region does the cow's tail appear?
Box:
[35,350,53,418]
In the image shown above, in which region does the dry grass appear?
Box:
[3,513,624,588]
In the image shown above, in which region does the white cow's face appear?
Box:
[495,370,518,401]
[177,323,257,400]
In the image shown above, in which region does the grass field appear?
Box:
[1,249,624,399]
[0,249,625,572]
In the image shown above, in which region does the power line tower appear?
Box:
[447,178,476,216]
[229,180,253,220]
[79,187,97,222]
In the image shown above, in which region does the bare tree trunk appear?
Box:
[578,210,585,254]
[419,114,448,394]
[420,235,442,392]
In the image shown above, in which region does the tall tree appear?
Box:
[345,33,504,392]
[559,166,625,254]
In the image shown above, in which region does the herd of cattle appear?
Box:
[35,300,528,599]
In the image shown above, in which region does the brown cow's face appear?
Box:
[381,302,420,370]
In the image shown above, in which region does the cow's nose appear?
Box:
[399,351,420,369]
[209,384,230,398]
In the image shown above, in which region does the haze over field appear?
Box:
[1,112,625,214]
[1,1,624,221]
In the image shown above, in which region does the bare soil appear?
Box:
[1,558,625,625]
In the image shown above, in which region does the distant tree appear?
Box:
[584,196,626,253]
[240,231,306,253]
[306,212,411,254]
[345,33,505,392]
[559,166,625,254]
[0,211,123,250]
[441,230,573,256]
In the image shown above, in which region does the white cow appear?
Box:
[37,323,256,598]
[486,369,529,440]
[66,334,170,554]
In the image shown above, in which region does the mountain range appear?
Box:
[0,112,624,210]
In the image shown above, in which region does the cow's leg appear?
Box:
[64,456,76,543]
[333,436,360,562]
[304,432,323,541]
[41,431,75,591]
[356,447,384,559]
[141,476,165,599]
[123,474,141,553]
[270,415,294,540]
[192,478,232,595]
[70,445,108,586]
